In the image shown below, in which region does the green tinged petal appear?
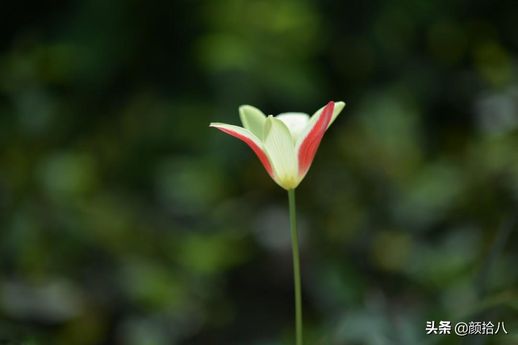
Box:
[239,105,267,140]
[264,116,299,189]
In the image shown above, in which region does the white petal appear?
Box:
[275,112,310,142]
[263,116,300,189]
[239,105,267,139]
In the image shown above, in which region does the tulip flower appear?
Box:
[210,101,345,190]
[210,101,345,345]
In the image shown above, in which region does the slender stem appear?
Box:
[288,189,303,345]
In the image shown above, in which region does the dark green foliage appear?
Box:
[0,0,516,344]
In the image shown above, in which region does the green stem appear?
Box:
[288,189,302,345]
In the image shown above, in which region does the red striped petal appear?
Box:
[214,126,274,178]
[297,101,334,177]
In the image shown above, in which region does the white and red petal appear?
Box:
[310,101,345,130]
[210,123,274,178]
[296,101,335,178]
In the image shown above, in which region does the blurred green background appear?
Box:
[1,0,517,344]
